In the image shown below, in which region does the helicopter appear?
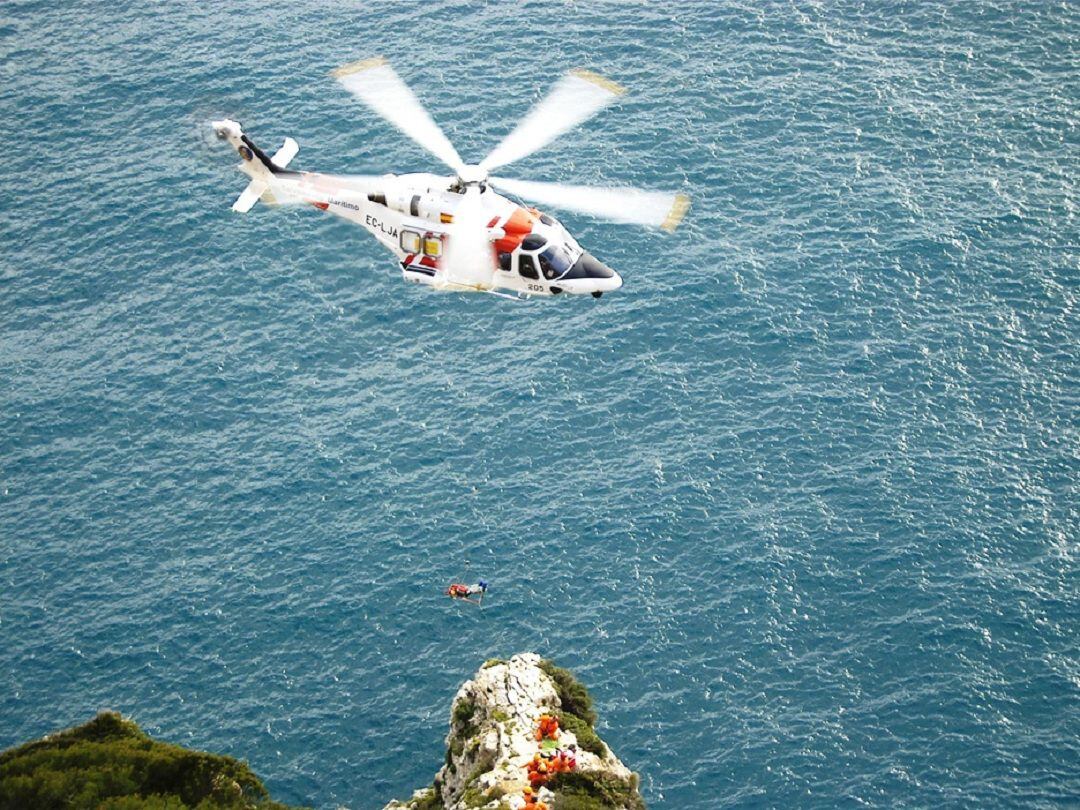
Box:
[211,57,690,299]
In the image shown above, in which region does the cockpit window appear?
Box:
[521,234,547,251]
[538,242,578,280]
[518,254,539,280]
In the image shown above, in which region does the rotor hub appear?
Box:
[454,164,488,187]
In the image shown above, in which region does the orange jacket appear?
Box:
[536,715,560,740]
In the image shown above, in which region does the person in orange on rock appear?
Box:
[550,749,570,773]
[524,752,542,774]
[527,758,550,788]
[535,714,560,741]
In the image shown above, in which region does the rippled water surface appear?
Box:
[2,1,1078,807]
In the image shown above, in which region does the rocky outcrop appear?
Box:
[383,653,644,810]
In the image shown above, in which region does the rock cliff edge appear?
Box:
[384,653,644,810]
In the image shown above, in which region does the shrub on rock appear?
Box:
[539,661,597,727]
[0,712,301,810]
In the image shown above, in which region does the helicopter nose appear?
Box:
[557,252,623,294]
[600,268,624,293]
[567,252,616,280]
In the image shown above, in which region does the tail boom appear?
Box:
[211,119,299,212]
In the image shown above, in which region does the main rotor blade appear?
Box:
[489,176,691,232]
[479,70,625,173]
[437,187,496,291]
[332,57,464,173]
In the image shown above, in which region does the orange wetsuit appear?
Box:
[528,761,549,788]
[536,714,560,740]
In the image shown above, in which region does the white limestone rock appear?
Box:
[382,653,642,810]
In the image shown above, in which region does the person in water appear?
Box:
[468,580,489,596]
[447,580,488,600]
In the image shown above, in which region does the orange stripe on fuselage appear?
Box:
[494,206,538,254]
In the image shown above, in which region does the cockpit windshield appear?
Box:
[538,242,580,280]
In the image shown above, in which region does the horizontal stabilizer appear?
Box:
[230,138,298,213]
[232,179,268,213]
[271,137,299,169]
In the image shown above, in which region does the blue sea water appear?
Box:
[1,1,1078,806]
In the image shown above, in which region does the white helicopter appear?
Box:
[211,58,690,299]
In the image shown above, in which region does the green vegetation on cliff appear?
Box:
[539,660,605,756]
[540,660,645,809]
[547,771,645,810]
[408,786,444,810]
[0,712,303,810]
[554,712,606,759]
[539,660,597,727]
